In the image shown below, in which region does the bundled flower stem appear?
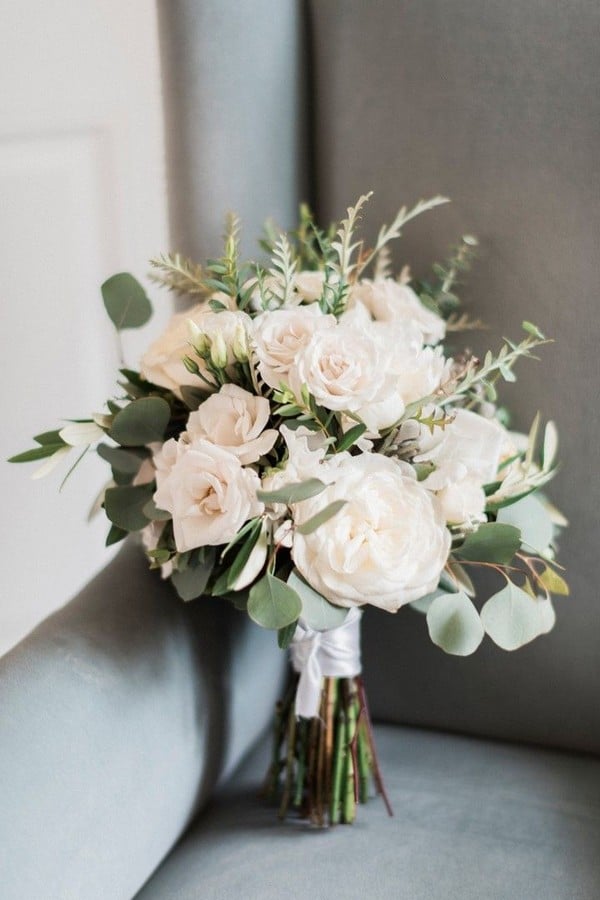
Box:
[265,675,392,826]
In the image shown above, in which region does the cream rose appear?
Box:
[293,270,328,303]
[292,453,450,610]
[288,323,390,413]
[186,384,277,465]
[253,305,335,389]
[349,278,446,345]
[140,306,252,396]
[409,408,505,525]
[153,437,263,551]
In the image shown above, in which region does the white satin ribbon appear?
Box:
[289,608,362,718]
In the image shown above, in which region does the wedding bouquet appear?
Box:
[10,193,568,827]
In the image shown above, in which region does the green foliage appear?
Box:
[296,501,347,535]
[497,494,554,554]
[9,443,65,463]
[480,581,555,650]
[171,548,216,601]
[96,443,147,474]
[426,590,484,656]
[287,570,349,631]
[257,478,327,506]
[101,273,152,330]
[104,483,154,532]
[335,423,367,452]
[148,253,207,296]
[416,234,478,319]
[247,573,302,630]
[455,523,521,565]
[110,397,171,447]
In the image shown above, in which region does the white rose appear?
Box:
[186,384,277,465]
[371,320,449,406]
[153,437,263,552]
[436,476,487,525]
[253,305,335,389]
[349,277,446,345]
[293,270,328,303]
[409,408,504,525]
[289,323,390,413]
[140,306,252,396]
[292,453,450,611]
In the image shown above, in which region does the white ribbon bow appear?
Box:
[289,608,362,718]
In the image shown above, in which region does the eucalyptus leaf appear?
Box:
[106,524,128,546]
[480,581,556,650]
[101,272,152,330]
[142,498,171,521]
[497,493,553,553]
[426,591,484,656]
[97,443,147,474]
[104,483,154,532]
[287,569,349,631]
[172,549,215,601]
[410,587,451,615]
[336,423,367,452]
[278,620,298,649]
[247,573,302,630]
[110,397,171,447]
[296,500,347,535]
[456,523,521,565]
[257,478,326,505]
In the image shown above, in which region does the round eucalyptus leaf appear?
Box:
[110,397,171,447]
[288,569,348,631]
[497,493,554,554]
[101,272,152,330]
[480,582,556,651]
[426,591,484,656]
[248,573,302,630]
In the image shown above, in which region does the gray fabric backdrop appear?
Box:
[307,0,600,752]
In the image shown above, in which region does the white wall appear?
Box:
[0,2,171,654]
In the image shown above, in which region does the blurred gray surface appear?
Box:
[309,0,600,752]
[0,543,285,899]
[136,724,600,900]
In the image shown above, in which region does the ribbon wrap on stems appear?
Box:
[289,608,362,717]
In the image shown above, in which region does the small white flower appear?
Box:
[186,384,277,465]
[140,306,252,396]
[409,408,505,525]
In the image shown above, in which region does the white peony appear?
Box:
[348,277,446,345]
[292,453,450,611]
[253,305,336,389]
[186,384,277,465]
[140,305,252,396]
[153,437,263,552]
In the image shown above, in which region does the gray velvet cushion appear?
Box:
[0,543,285,900]
[308,0,600,752]
[135,723,600,899]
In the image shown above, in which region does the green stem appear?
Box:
[330,706,347,825]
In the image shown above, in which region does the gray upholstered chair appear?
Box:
[1,2,599,897]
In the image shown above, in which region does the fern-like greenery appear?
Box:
[148,252,207,297]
